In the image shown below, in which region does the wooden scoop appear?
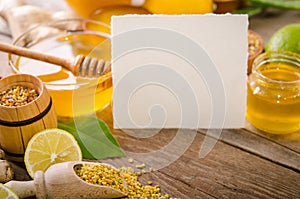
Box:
[5,161,127,199]
[0,41,111,78]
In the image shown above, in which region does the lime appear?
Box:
[24,128,82,178]
[0,183,19,199]
[265,24,300,54]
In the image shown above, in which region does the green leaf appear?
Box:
[233,6,264,17]
[58,117,125,159]
[249,0,300,10]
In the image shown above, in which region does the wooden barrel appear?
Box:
[0,74,57,161]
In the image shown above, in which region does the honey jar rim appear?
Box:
[252,51,300,85]
[8,18,111,87]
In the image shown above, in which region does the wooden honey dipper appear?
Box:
[0,41,111,78]
[5,161,127,199]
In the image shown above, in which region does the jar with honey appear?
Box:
[247,51,300,134]
[9,19,112,120]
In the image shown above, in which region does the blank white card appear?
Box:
[111,14,248,129]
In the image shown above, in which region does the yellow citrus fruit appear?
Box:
[144,0,213,14]
[24,128,82,178]
[0,183,19,199]
[265,24,300,54]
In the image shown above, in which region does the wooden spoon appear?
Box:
[5,161,127,199]
[0,41,111,78]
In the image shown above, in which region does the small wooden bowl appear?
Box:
[214,0,241,14]
[0,74,57,161]
[248,30,264,75]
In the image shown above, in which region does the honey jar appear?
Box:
[9,19,112,120]
[246,51,300,134]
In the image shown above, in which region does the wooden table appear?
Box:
[1,1,300,198]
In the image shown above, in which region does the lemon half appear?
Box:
[24,128,82,178]
[0,183,19,199]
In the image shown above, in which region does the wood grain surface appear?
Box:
[0,1,300,198]
[103,127,300,199]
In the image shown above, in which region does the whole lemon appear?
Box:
[265,24,300,54]
[144,0,213,14]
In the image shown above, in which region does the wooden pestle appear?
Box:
[5,161,127,199]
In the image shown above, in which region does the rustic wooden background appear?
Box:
[0,1,300,198]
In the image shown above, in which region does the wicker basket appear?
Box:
[0,74,57,160]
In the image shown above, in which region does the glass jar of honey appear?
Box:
[247,51,300,134]
[9,19,112,120]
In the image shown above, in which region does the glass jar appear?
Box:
[9,19,112,120]
[246,51,300,134]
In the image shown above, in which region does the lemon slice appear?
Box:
[24,128,82,178]
[0,183,19,199]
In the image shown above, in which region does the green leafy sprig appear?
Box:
[234,0,300,17]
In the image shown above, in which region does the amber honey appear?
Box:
[247,52,300,134]
[90,5,150,26]
[10,20,112,119]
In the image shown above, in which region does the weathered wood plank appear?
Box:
[99,103,300,175]
[176,135,300,198]
[6,128,300,198]
[197,128,300,172]
[139,171,216,199]
[104,129,300,198]
[245,121,300,153]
